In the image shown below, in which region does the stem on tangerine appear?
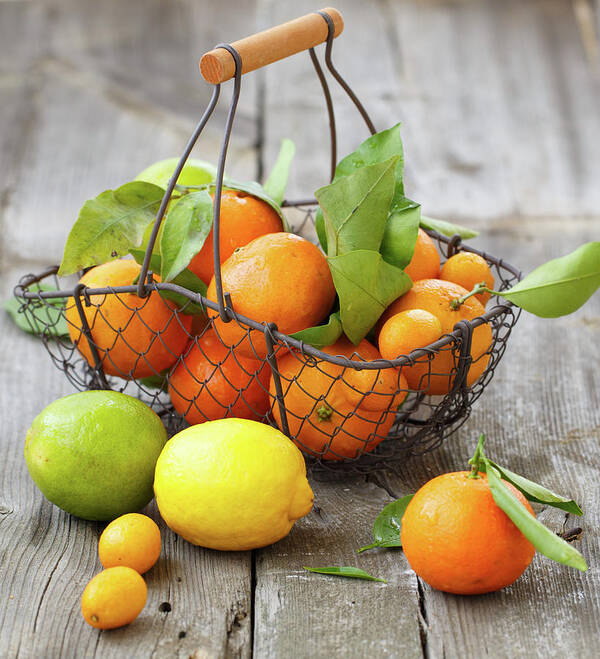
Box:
[450,282,493,310]
[467,433,487,478]
[317,405,333,422]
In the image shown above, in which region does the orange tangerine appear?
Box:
[81,567,147,630]
[440,252,494,306]
[99,513,161,575]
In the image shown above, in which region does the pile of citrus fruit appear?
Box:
[60,153,498,462]
[25,389,314,629]
[18,133,595,633]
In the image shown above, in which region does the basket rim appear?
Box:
[15,229,521,371]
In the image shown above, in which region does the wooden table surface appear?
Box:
[1,1,599,657]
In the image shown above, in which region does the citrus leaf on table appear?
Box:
[316,157,397,258]
[303,566,386,583]
[485,461,587,571]
[380,198,421,269]
[496,242,600,317]
[328,250,412,344]
[290,312,343,349]
[130,248,206,315]
[159,189,213,281]
[4,284,68,338]
[58,181,166,276]
[487,461,583,516]
[358,494,414,553]
[263,138,296,205]
[419,215,479,239]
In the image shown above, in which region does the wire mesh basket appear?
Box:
[13,9,521,473]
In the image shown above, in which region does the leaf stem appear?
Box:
[467,433,486,478]
[450,282,494,310]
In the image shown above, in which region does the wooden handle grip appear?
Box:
[199,8,344,84]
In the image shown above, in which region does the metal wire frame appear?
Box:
[11,10,523,472]
[13,224,522,473]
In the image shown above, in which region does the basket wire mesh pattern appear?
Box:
[13,11,522,473]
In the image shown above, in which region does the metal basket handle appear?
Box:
[199,8,344,84]
[137,6,376,318]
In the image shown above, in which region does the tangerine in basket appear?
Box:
[378,309,443,360]
[65,260,192,379]
[271,338,408,460]
[99,513,161,575]
[404,228,440,282]
[401,471,536,594]
[207,233,336,359]
[188,189,284,285]
[168,329,270,423]
[81,566,147,629]
[440,251,495,305]
[378,279,492,395]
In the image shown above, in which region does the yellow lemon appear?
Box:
[153,419,314,550]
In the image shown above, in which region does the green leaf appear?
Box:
[263,139,296,205]
[316,157,398,258]
[130,248,206,315]
[328,250,412,344]
[380,198,421,269]
[485,461,587,572]
[58,181,166,276]
[138,370,169,392]
[315,125,409,255]
[496,242,600,318]
[335,123,405,198]
[159,190,213,281]
[419,215,479,239]
[290,312,343,349]
[488,461,583,516]
[303,566,386,583]
[358,494,414,553]
[4,284,68,338]
[315,208,328,252]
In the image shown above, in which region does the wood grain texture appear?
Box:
[0,1,256,657]
[253,478,423,658]
[2,0,600,657]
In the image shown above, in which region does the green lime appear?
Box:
[24,391,167,521]
[135,157,216,189]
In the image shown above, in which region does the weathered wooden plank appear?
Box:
[45,0,260,140]
[0,1,259,656]
[386,0,600,221]
[260,0,600,221]
[383,228,600,658]
[253,477,423,659]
